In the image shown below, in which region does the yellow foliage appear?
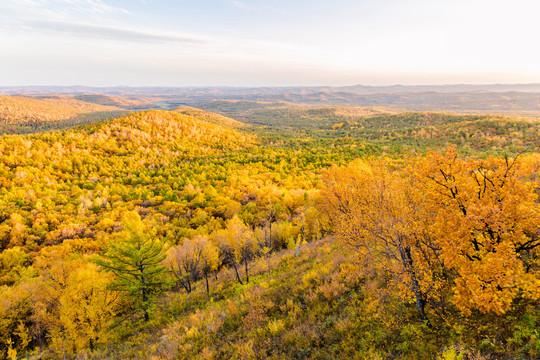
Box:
[267,319,286,335]
[321,150,540,319]
[320,158,446,323]
[418,150,540,315]
[0,284,32,358]
[0,95,121,124]
[57,263,119,352]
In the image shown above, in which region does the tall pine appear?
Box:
[95,212,169,322]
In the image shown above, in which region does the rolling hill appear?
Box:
[0,103,538,359]
[173,105,248,128]
[5,85,540,117]
[193,100,539,155]
[196,100,395,129]
[71,94,160,109]
[0,95,127,133]
[86,109,254,152]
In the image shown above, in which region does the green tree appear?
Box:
[95,212,169,322]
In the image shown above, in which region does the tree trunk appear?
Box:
[268,221,272,249]
[232,260,243,285]
[142,287,150,322]
[244,257,249,283]
[204,263,210,297]
[400,245,431,327]
[181,280,191,293]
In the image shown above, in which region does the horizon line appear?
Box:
[3,82,540,89]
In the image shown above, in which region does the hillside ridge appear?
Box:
[0,95,127,133]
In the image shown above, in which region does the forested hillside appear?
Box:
[173,106,248,128]
[0,95,126,134]
[71,94,160,109]
[197,100,395,129]
[0,105,538,359]
[200,100,539,156]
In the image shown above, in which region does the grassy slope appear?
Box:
[92,237,410,360]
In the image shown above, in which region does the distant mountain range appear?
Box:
[4,83,540,96]
[3,84,540,117]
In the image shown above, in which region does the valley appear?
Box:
[0,90,538,359]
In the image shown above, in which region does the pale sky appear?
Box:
[1,0,539,86]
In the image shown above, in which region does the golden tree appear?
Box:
[165,235,219,294]
[419,150,540,315]
[199,236,220,296]
[320,159,446,324]
[217,216,257,284]
[55,263,119,352]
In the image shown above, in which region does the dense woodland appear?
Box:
[0,95,127,134]
[0,96,539,359]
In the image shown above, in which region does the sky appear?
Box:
[1,0,540,87]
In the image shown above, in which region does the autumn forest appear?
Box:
[0,93,539,360]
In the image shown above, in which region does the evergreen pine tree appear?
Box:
[95,212,170,322]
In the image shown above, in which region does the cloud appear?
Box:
[232,1,256,11]
[83,0,130,14]
[54,0,130,15]
[0,0,208,45]
[0,0,132,36]
[1,0,130,17]
[230,0,286,14]
[12,19,210,44]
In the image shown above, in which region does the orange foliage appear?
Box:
[418,149,540,315]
